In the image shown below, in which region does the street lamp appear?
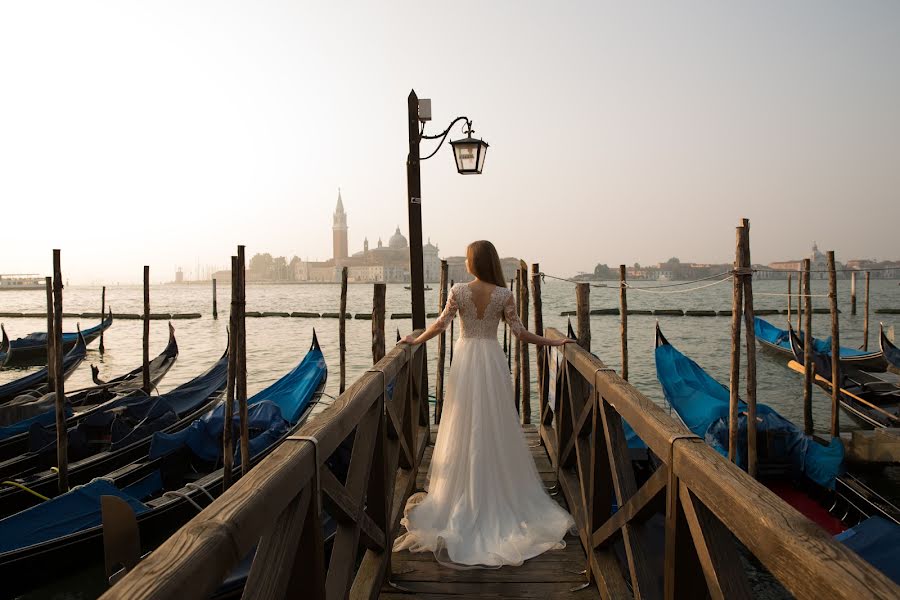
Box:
[406,89,488,329]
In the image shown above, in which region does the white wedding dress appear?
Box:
[393,282,574,568]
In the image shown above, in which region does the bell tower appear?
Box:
[333,188,349,261]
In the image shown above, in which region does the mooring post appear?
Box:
[223,256,238,490]
[508,278,514,372]
[531,263,544,426]
[863,271,871,351]
[339,267,348,394]
[100,285,106,354]
[827,251,841,438]
[373,282,386,364]
[728,224,745,463]
[236,246,250,477]
[52,251,68,493]
[449,279,455,365]
[787,273,792,325]
[740,219,758,478]
[850,271,857,316]
[45,278,55,393]
[520,260,531,425]
[212,278,218,320]
[619,264,628,381]
[514,270,522,413]
[796,268,802,332]
[802,258,814,436]
[143,266,150,394]
[576,282,590,352]
[434,261,448,424]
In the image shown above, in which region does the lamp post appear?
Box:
[406,89,489,328]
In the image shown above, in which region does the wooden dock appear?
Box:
[382,425,599,600]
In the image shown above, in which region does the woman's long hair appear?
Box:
[467,240,507,288]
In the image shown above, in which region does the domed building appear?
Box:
[293,192,442,283]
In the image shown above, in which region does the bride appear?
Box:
[393,240,575,568]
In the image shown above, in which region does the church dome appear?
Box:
[389,226,408,249]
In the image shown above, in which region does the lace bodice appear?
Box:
[433,283,525,339]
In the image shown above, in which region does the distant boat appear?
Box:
[405,285,433,291]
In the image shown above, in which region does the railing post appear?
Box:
[532,264,545,427]
[434,261,448,424]
[828,251,841,437]
[449,279,455,365]
[575,283,590,351]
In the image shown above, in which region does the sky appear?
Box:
[2,1,898,283]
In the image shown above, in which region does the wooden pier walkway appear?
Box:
[382,425,599,600]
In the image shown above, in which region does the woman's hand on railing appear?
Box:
[544,337,574,347]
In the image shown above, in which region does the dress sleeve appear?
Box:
[503,292,526,337]
[433,285,459,332]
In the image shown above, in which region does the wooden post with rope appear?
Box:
[802,258,814,436]
[339,266,348,394]
[531,264,544,427]
[827,251,841,438]
[434,261,448,423]
[575,283,590,352]
[143,266,150,394]
[863,271,871,351]
[224,256,237,490]
[514,270,522,414]
[100,285,106,353]
[373,282,386,364]
[728,224,745,463]
[520,260,531,425]
[619,264,628,381]
[740,219,758,478]
[52,251,68,493]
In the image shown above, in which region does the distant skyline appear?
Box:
[2,2,898,284]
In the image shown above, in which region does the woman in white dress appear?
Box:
[393,240,575,568]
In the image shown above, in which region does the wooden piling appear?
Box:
[514,271,521,413]
[449,279,455,365]
[339,267,348,394]
[850,271,857,316]
[100,285,106,353]
[143,266,150,394]
[223,257,237,491]
[373,282,386,364]
[740,220,758,478]
[235,247,250,477]
[45,278,55,393]
[508,278,514,372]
[434,262,448,423]
[796,269,802,333]
[531,264,544,426]
[575,282,590,352]
[212,278,218,320]
[728,225,745,463]
[787,273,792,325]
[863,271,871,351]
[802,259,814,436]
[827,251,841,438]
[52,251,68,493]
[619,265,628,381]
[520,260,531,425]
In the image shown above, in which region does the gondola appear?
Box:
[0,331,326,597]
[5,311,113,366]
[881,324,900,372]
[0,330,87,405]
[0,323,180,462]
[787,325,900,429]
[755,317,887,372]
[0,342,226,506]
[0,325,9,367]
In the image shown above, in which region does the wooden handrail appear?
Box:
[543,327,899,599]
[102,336,426,600]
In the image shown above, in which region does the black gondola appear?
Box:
[4,311,113,366]
[0,323,180,462]
[0,330,87,405]
[788,325,900,429]
[881,324,900,372]
[0,333,326,598]
[755,317,888,372]
[0,325,9,367]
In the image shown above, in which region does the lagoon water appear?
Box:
[1,278,899,597]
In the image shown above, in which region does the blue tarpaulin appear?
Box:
[835,516,900,584]
[755,317,870,357]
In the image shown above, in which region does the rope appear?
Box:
[755,266,899,274]
[288,435,322,523]
[1,480,49,501]
[540,273,608,288]
[624,270,734,289]
[624,277,734,295]
[753,292,832,298]
[184,482,215,502]
[162,490,204,511]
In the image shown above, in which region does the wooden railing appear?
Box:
[541,327,899,599]
[102,333,429,600]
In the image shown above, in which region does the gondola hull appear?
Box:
[0,331,87,404]
[755,317,887,372]
[5,313,113,366]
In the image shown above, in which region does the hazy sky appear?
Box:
[2,2,898,283]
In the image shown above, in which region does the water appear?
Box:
[1,278,898,597]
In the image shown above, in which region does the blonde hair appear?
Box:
[466,240,507,287]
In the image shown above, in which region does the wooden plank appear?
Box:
[320,467,386,551]
[592,465,667,549]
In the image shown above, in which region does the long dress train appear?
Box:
[392,283,574,568]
